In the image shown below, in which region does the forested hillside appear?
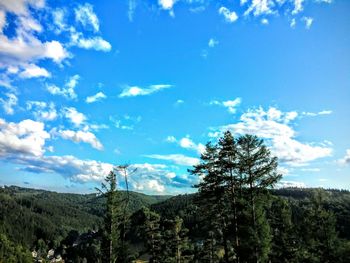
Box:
[1,134,350,263]
[1,185,350,262]
[0,186,169,262]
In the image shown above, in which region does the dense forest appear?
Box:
[1,132,350,262]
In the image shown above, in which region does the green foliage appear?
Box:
[0,233,32,263]
[1,134,350,262]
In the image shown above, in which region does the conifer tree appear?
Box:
[140,207,163,263]
[298,190,340,263]
[268,198,298,263]
[217,131,241,262]
[190,142,231,263]
[236,134,281,263]
[96,170,122,263]
[162,216,192,263]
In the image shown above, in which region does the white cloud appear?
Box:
[159,0,177,10]
[57,130,103,150]
[110,115,141,130]
[47,75,79,99]
[292,0,304,15]
[244,0,274,17]
[70,33,112,52]
[52,8,67,32]
[302,110,332,117]
[290,18,296,28]
[210,98,241,114]
[146,179,165,192]
[0,10,5,33]
[278,180,306,188]
[261,18,269,25]
[209,106,332,166]
[145,154,200,166]
[208,38,219,48]
[128,0,137,22]
[62,107,87,126]
[179,137,205,154]
[119,84,172,98]
[218,6,238,23]
[302,16,313,29]
[19,154,113,182]
[166,135,177,143]
[74,3,100,32]
[19,63,50,78]
[0,0,45,15]
[0,34,68,69]
[26,101,57,121]
[0,118,49,157]
[86,91,107,103]
[174,99,184,106]
[301,168,321,172]
[0,93,17,114]
[338,149,350,165]
[166,135,205,155]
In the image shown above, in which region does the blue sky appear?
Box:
[0,0,349,194]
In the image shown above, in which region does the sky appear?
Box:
[0,0,349,195]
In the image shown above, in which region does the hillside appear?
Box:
[0,186,170,251]
[1,185,350,262]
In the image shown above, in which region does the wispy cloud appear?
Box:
[110,115,142,130]
[338,149,350,165]
[302,16,313,29]
[47,75,79,99]
[62,107,87,126]
[208,38,219,48]
[74,3,100,32]
[26,101,57,121]
[218,6,238,23]
[86,92,107,103]
[119,84,172,98]
[0,93,17,115]
[145,154,199,166]
[166,135,205,155]
[209,98,241,114]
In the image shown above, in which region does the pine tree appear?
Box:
[268,197,298,263]
[140,207,163,263]
[96,170,122,263]
[298,190,340,263]
[190,142,231,263]
[162,216,192,263]
[236,134,281,263]
[217,131,241,262]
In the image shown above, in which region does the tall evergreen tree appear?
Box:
[162,216,192,263]
[140,207,163,263]
[96,170,122,263]
[218,131,241,262]
[298,190,340,263]
[190,142,231,263]
[236,134,281,263]
[268,197,298,263]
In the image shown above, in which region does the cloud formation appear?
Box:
[338,149,350,165]
[119,84,172,98]
[218,7,238,23]
[86,92,107,103]
[0,118,49,157]
[26,101,58,121]
[209,107,332,166]
[145,154,200,166]
[57,130,103,150]
[47,75,79,99]
[210,98,241,114]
